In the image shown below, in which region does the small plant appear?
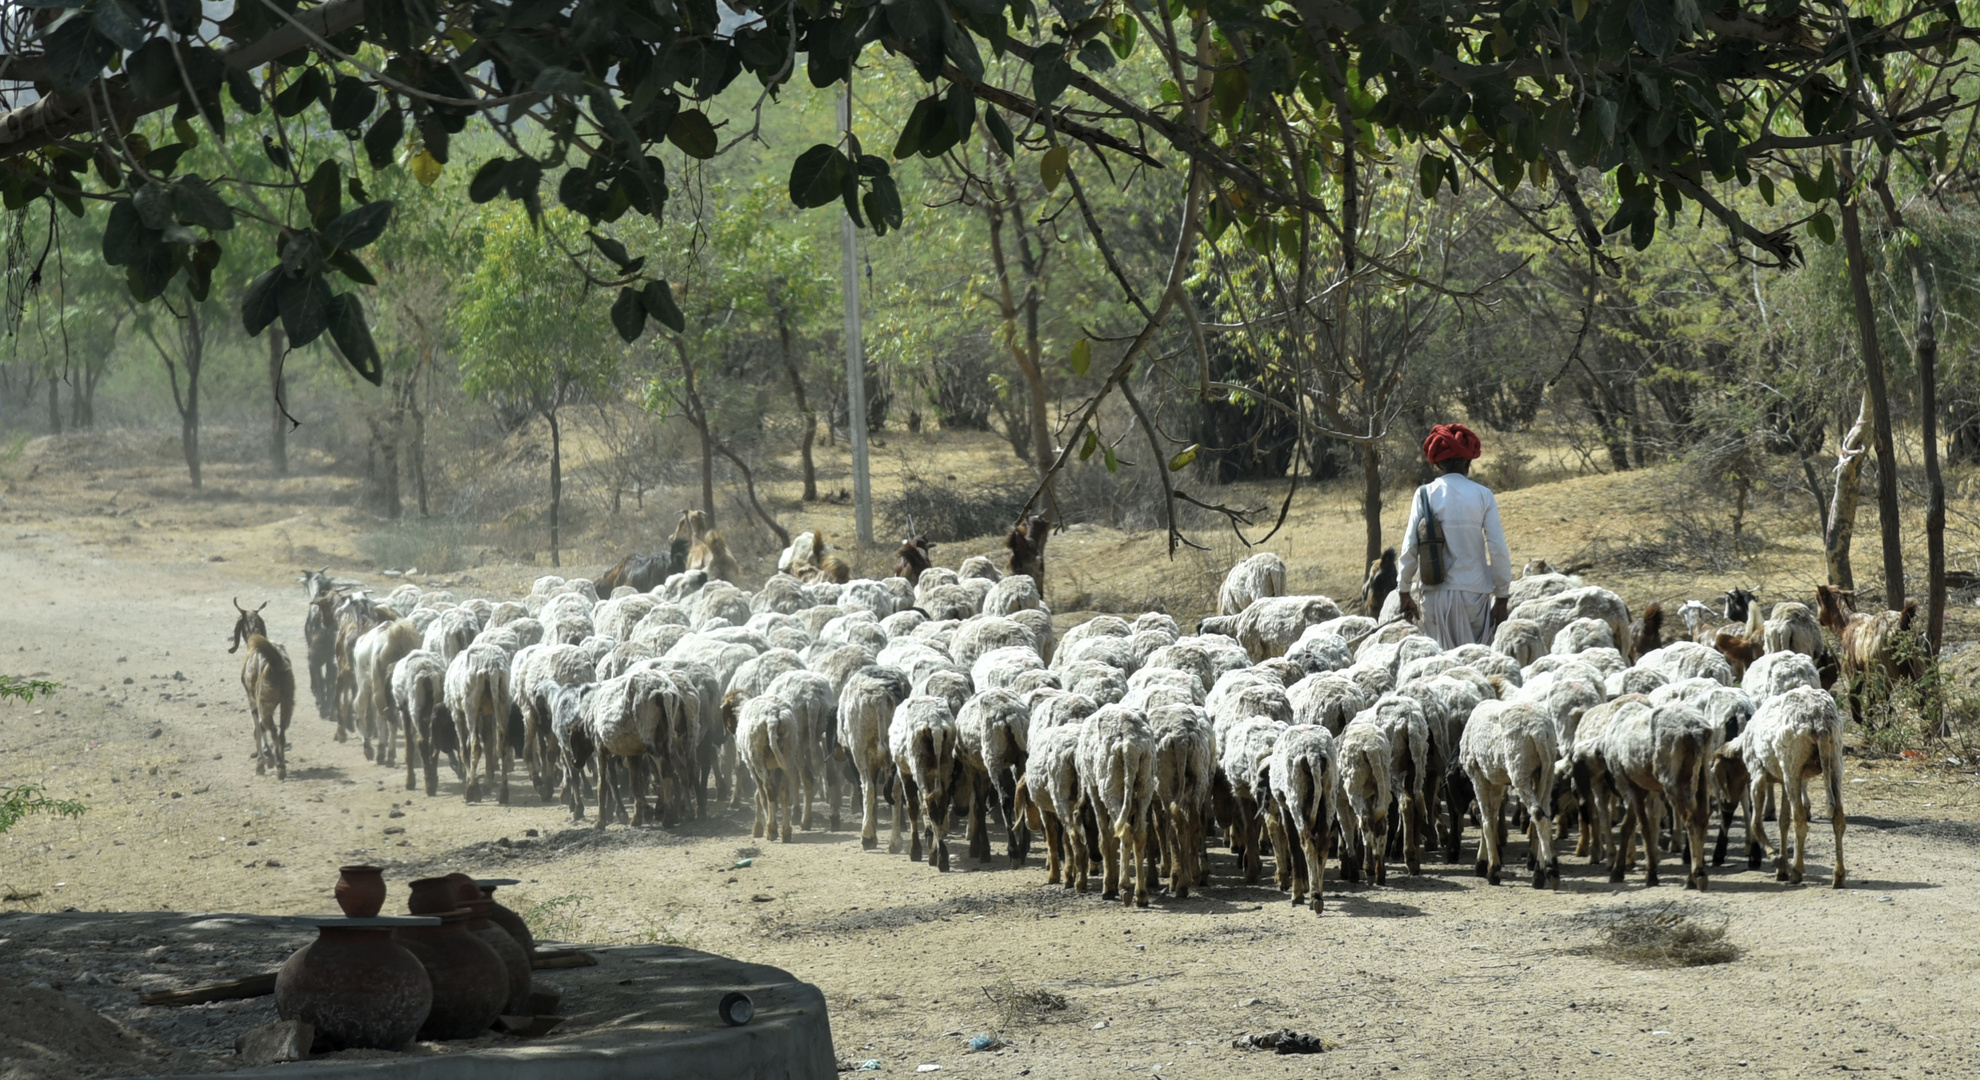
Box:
[1577,904,1739,968]
[0,784,87,835]
[519,893,589,944]
[981,978,1072,1029]
[0,676,59,703]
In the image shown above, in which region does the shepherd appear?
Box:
[1395,423,1513,649]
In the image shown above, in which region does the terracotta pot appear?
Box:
[275,923,431,1051]
[394,910,507,1040]
[462,899,533,1015]
[443,872,480,904]
[406,876,460,916]
[334,866,386,919]
[477,883,537,955]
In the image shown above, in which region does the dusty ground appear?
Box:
[5,428,1980,1078]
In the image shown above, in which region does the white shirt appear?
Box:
[1395,472,1513,598]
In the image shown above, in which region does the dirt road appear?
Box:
[4,533,1980,1079]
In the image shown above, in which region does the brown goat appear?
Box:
[1711,605,1767,679]
[1631,602,1664,659]
[895,534,934,585]
[1006,515,1049,596]
[678,509,740,582]
[797,553,852,585]
[231,600,295,780]
[1359,546,1398,616]
[1814,585,1928,724]
[597,536,690,594]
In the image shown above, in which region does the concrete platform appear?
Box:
[0,911,835,1080]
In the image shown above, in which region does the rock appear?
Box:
[237,1020,313,1064]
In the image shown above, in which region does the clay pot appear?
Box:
[443,872,480,904]
[334,866,386,919]
[477,883,537,955]
[462,899,533,1015]
[275,923,431,1051]
[406,876,461,916]
[394,910,507,1040]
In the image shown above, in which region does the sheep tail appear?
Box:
[1820,721,1845,820]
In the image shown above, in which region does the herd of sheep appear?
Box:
[233,534,1928,912]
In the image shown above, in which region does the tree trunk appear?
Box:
[780,316,818,501]
[268,323,289,476]
[1361,440,1382,568]
[675,338,715,524]
[411,398,429,518]
[1911,255,1945,651]
[180,306,203,489]
[45,374,60,435]
[77,364,98,428]
[547,408,562,568]
[380,417,402,520]
[715,440,791,547]
[1837,171,1904,608]
[1826,392,1870,591]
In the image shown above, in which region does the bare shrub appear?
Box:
[1577,904,1739,968]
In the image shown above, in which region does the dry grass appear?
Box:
[1577,904,1741,969]
[981,979,1073,1028]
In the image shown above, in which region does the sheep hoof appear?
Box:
[861,836,877,851]
[1487,870,1501,886]
[1789,870,1804,885]
[1133,894,1149,909]
[1473,862,1488,879]
[1832,875,1846,890]
[1406,858,1421,876]
[1532,872,1550,890]
[1645,872,1660,888]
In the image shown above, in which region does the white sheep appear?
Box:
[1146,702,1215,897]
[1550,616,1617,655]
[807,642,875,697]
[422,607,481,663]
[1459,699,1560,887]
[1031,689,1099,731]
[1283,626,1354,674]
[982,573,1043,616]
[1010,607,1056,665]
[1266,724,1337,913]
[1510,586,1630,659]
[445,640,514,805]
[1217,716,1287,886]
[1205,669,1293,743]
[764,669,838,831]
[1141,642,1217,696]
[1062,661,1128,705]
[1720,686,1846,887]
[510,642,594,802]
[1352,693,1431,875]
[1316,614,1377,642]
[1639,641,1735,686]
[971,645,1046,692]
[1507,570,1581,608]
[1561,695,1651,865]
[955,688,1033,866]
[1762,601,1823,657]
[1076,704,1158,906]
[1742,650,1820,700]
[390,648,453,797]
[1285,672,1368,734]
[1236,595,1345,661]
[1018,723,1089,889]
[951,615,1036,670]
[839,666,913,852]
[890,695,960,871]
[736,694,802,842]
[1597,700,1719,890]
[1333,717,1394,884]
[1217,551,1288,616]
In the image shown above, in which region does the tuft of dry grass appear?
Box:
[982,979,1072,1029]
[1577,904,1740,968]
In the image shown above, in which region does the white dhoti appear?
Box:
[1419,588,1495,650]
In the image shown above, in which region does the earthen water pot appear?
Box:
[394,909,507,1039]
[406,876,461,916]
[461,898,533,1014]
[275,921,431,1051]
[476,882,537,955]
[334,866,386,919]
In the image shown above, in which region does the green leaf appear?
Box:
[1111,13,1137,59]
[172,117,201,150]
[1159,79,1181,104]
[1628,0,1675,57]
[984,107,1015,160]
[468,158,511,203]
[1818,158,1837,200]
[100,201,149,267]
[325,292,383,386]
[226,67,262,114]
[241,267,280,336]
[668,109,718,159]
[169,175,235,231]
[1070,336,1091,376]
[1079,430,1098,461]
[640,280,685,333]
[1103,443,1118,474]
[305,160,343,230]
[588,230,637,271]
[132,182,173,231]
[1041,146,1069,193]
[1032,43,1071,106]
[611,286,647,342]
[865,174,904,231]
[327,248,376,285]
[322,200,394,251]
[44,20,115,95]
[330,76,377,132]
[893,95,937,159]
[789,144,849,209]
[1809,210,1836,245]
[1168,444,1198,472]
[1757,174,1775,206]
[185,239,221,302]
[277,271,333,348]
[1418,152,1445,199]
[362,106,404,170]
[1792,170,1821,203]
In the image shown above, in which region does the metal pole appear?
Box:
[840,81,874,547]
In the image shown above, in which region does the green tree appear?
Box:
[457,206,621,567]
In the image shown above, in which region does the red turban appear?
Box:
[1422,423,1482,463]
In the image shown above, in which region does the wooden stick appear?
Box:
[140,972,277,1007]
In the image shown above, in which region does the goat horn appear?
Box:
[257,601,269,611]
[233,597,244,613]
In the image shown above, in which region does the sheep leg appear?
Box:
[903,776,923,863]
[1072,802,1097,893]
[1443,768,1474,864]
[1628,782,1661,887]
[1237,797,1264,885]
[859,765,880,850]
[887,775,907,856]
[826,757,844,833]
[1474,779,1504,886]
[593,751,614,830]
[1402,789,1422,876]
[1126,813,1149,908]
[1097,812,1122,901]
[1262,804,1294,892]
[1041,811,1064,885]
[1788,773,1810,886]
[1367,804,1389,886]
[781,766,797,844]
[1158,804,1184,898]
